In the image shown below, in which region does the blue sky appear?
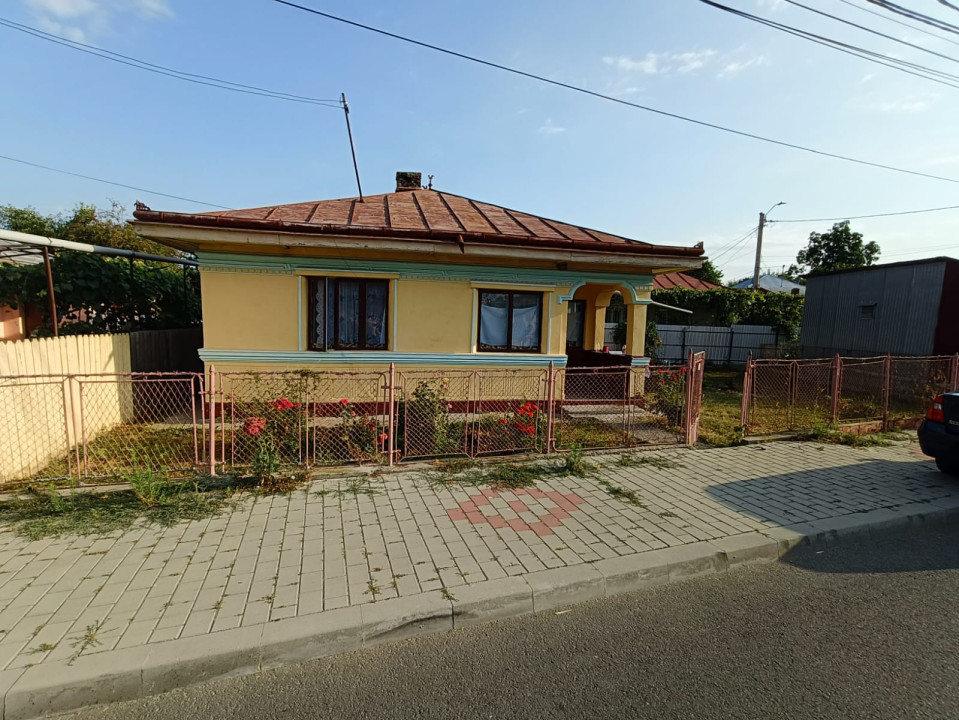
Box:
[2,0,958,281]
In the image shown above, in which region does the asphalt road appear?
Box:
[64,523,959,720]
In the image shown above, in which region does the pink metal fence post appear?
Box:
[388,363,396,467]
[740,352,753,430]
[951,353,959,392]
[830,354,842,424]
[208,364,216,477]
[546,361,556,454]
[882,354,892,431]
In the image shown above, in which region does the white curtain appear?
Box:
[512,305,540,348]
[480,304,509,348]
[366,282,387,347]
[566,301,584,346]
[337,281,360,346]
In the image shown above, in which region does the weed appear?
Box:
[31,624,44,638]
[129,469,178,508]
[68,619,104,665]
[426,461,559,490]
[440,587,456,602]
[597,479,647,508]
[658,511,679,518]
[28,643,57,655]
[800,424,895,448]
[364,581,381,598]
[563,446,594,477]
[314,476,383,499]
[618,453,683,469]
[259,594,275,604]
[212,600,222,611]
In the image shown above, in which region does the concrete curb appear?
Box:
[5,499,959,719]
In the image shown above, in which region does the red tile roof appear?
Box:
[133,190,704,259]
[653,272,720,291]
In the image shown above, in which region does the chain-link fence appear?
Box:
[0,357,707,484]
[742,354,959,435]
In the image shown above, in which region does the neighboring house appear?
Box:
[132,172,704,374]
[732,274,805,295]
[0,238,43,341]
[799,257,959,357]
[653,272,720,291]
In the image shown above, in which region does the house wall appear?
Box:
[196,252,655,373]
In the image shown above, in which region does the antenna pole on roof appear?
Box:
[341,93,364,202]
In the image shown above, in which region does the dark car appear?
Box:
[918,392,959,475]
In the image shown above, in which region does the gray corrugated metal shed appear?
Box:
[799,257,959,357]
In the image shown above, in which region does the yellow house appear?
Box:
[132,172,704,375]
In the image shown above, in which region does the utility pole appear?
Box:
[752,212,766,291]
[753,201,785,291]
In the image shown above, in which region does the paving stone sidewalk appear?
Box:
[0,439,951,675]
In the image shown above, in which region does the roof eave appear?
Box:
[131,210,704,259]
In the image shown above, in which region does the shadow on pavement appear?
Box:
[704,454,959,573]
[781,521,959,574]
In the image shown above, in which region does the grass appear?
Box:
[68,619,104,665]
[698,369,748,447]
[618,453,683,469]
[314,475,383,498]
[426,452,594,490]
[554,417,627,449]
[596,479,647,508]
[0,475,242,541]
[798,424,911,448]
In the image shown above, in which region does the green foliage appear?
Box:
[650,287,805,340]
[0,204,199,336]
[645,319,662,361]
[129,468,177,507]
[686,259,723,285]
[403,379,460,455]
[563,446,594,477]
[251,442,282,483]
[0,203,177,257]
[647,366,688,419]
[789,221,880,277]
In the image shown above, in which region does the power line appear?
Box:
[0,17,343,108]
[712,227,759,262]
[775,204,959,223]
[710,226,759,258]
[698,0,959,90]
[0,154,230,209]
[863,0,959,35]
[837,0,959,47]
[272,0,959,186]
[781,0,959,67]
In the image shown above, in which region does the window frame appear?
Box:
[308,276,390,352]
[476,289,543,353]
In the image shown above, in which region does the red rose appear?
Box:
[339,398,349,405]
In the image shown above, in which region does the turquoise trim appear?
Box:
[556,281,654,305]
[630,357,652,367]
[197,251,654,290]
[200,349,569,368]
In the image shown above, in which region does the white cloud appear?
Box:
[604,48,762,79]
[537,118,566,136]
[22,0,172,40]
[603,53,662,75]
[852,92,939,114]
[718,55,766,78]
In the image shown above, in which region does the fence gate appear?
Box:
[685,352,706,444]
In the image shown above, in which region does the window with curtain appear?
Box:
[309,277,389,351]
[478,290,542,352]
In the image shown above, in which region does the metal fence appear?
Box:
[655,325,779,365]
[741,353,959,435]
[0,354,705,484]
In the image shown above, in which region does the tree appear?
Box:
[788,221,880,277]
[687,259,723,285]
[0,202,180,258]
[0,203,199,336]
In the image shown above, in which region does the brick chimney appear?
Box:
[395,171,422,192]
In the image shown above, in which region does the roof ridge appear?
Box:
[409,191,430,230]
[502,208,536,237]
[436,192,467,232]
[466,198,501,235]
[382,194,391,227]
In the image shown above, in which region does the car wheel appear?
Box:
[935,457,959,477]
